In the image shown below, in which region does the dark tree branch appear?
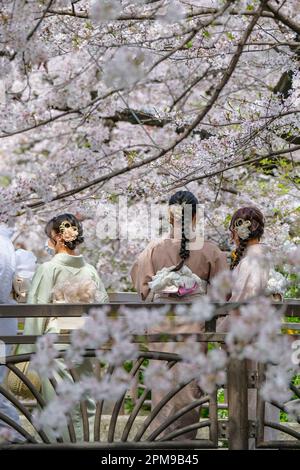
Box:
[266,1,300,35]
[27,0,55,41]
[170,145,300,189]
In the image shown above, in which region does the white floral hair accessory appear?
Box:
[59,220,79,242]
[234,218,251,240]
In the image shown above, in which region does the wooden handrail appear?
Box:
[0,300,299,317]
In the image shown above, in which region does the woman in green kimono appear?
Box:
[18,213,108,442]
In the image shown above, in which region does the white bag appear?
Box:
[12,249,37,303]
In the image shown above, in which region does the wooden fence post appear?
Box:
[228,358,249,449]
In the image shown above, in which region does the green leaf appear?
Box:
[226,32,235,41]
[0,175,11,187]
[184,40,193,49]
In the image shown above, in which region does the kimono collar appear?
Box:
[245,243,268,255]
[53,253,86,268]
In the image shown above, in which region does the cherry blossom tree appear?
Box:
[0,0,299,290]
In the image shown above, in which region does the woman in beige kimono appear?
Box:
[131,190,228,440]
[227,206,283,448]
[17,213,108,441]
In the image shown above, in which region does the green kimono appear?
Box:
[18,253,109,442]
[27,253,108,304]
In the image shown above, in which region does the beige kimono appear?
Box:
[131,238,228,301]
[131,238,228,440]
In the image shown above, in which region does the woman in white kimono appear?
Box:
[0,226,36,441]
[17,213,108,441]
[0,226,20,439]
[227,206,282,448]
[229,206,280,300]
[131,191,228,440]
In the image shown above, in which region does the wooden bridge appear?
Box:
[0,298,299,449]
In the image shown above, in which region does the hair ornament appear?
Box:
[231,250,238,262]
[234,218,251,240]
[59,220,79,242]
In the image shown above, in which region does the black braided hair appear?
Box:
[229,206,264,270]
[168,191,199,272]
[45,213,84,251]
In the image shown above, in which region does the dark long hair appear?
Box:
[169,190,198,271]
[229,206,264,270]
[45,213,84,251]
